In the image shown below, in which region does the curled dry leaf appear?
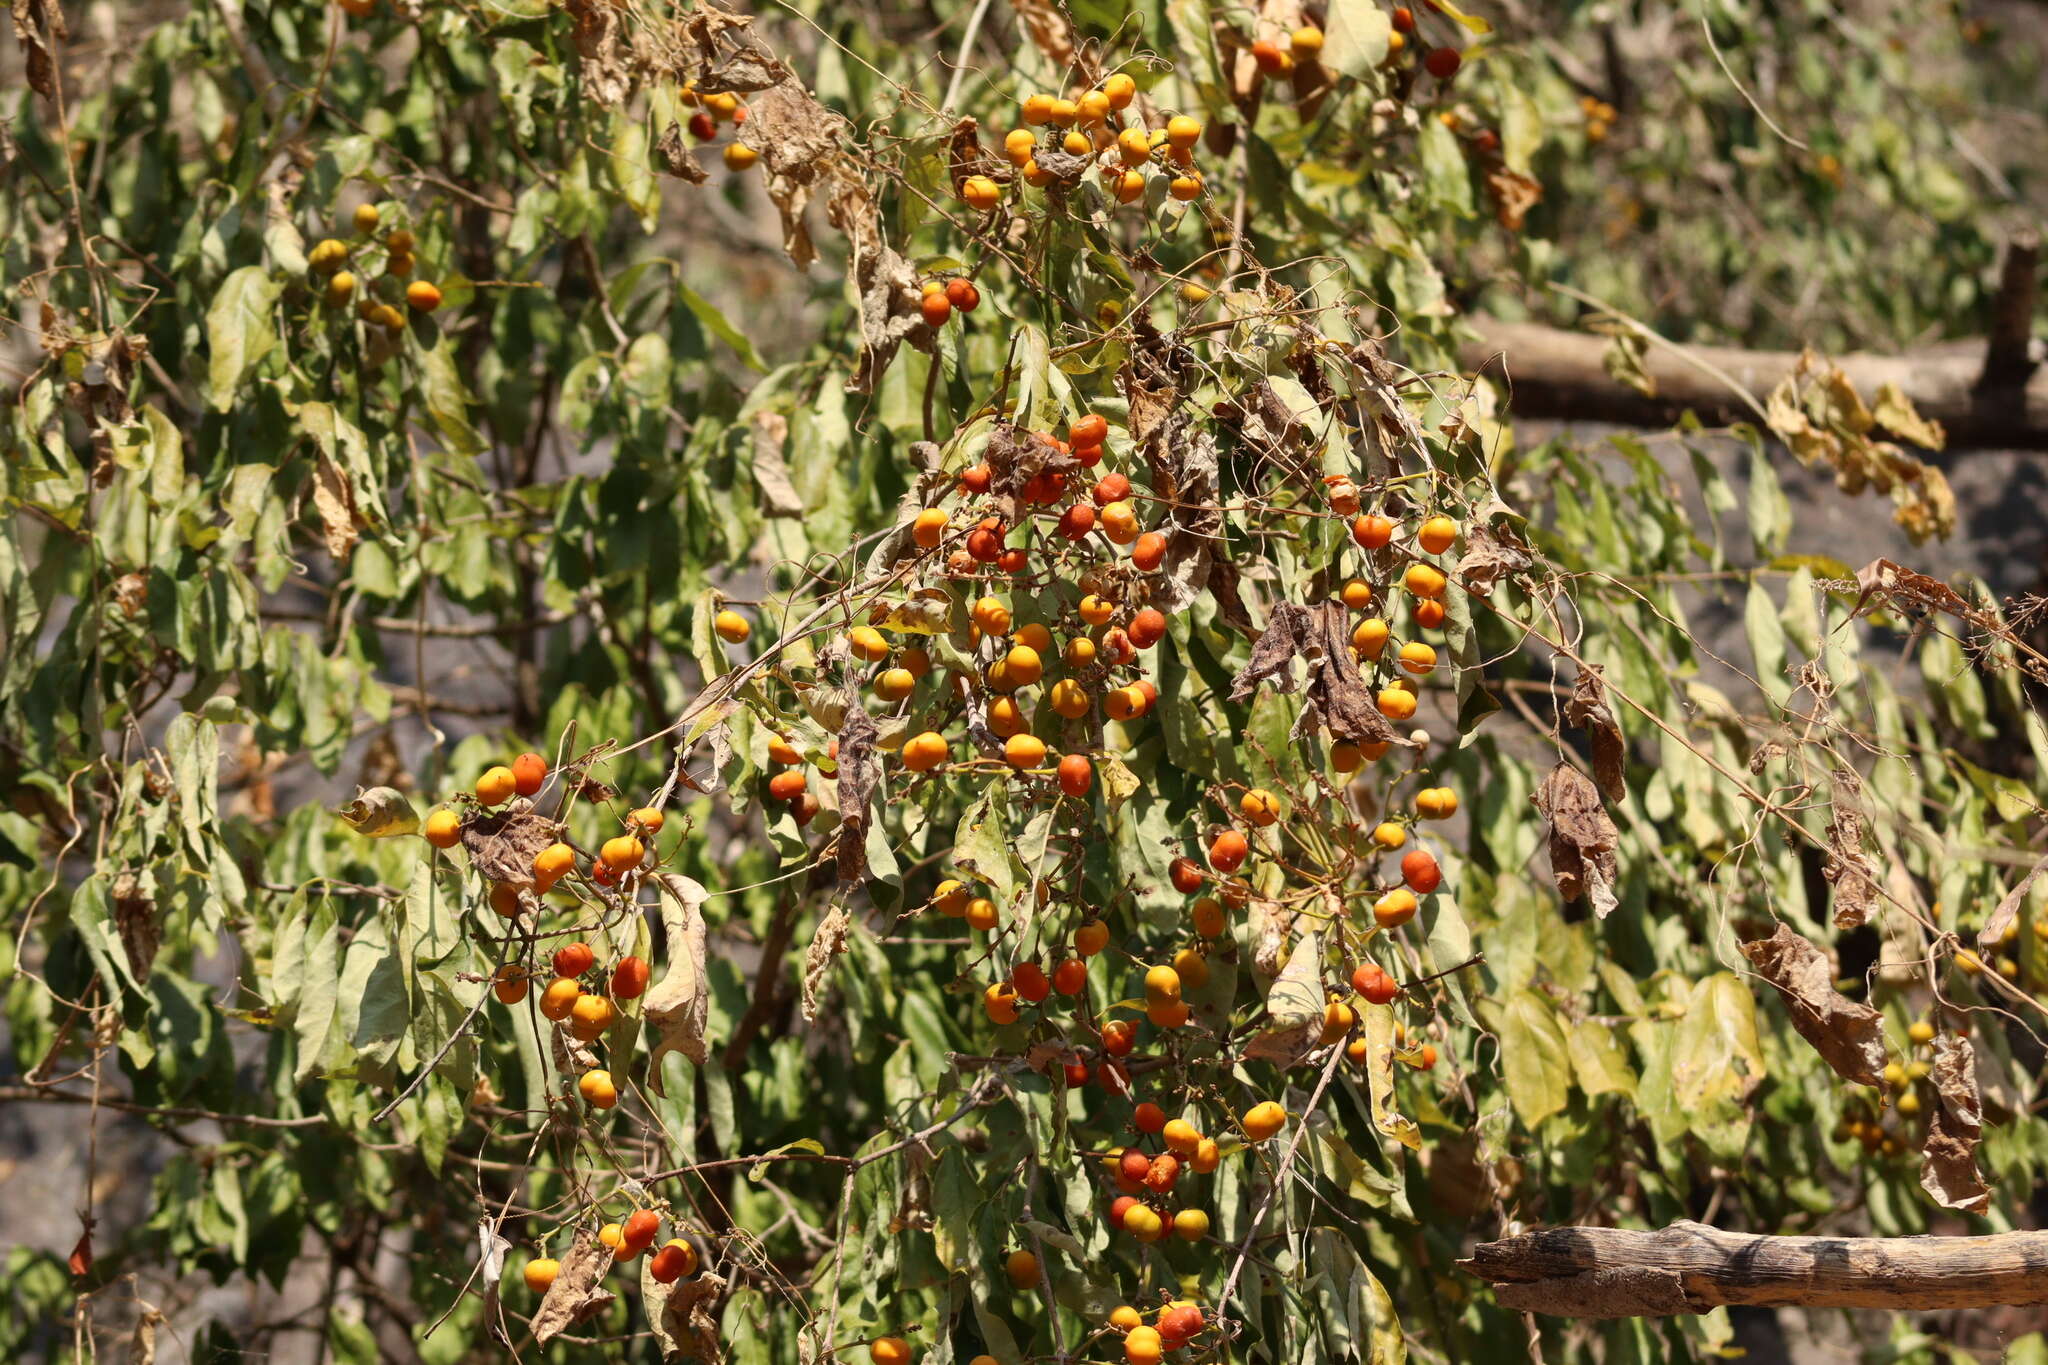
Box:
[331,785,420,839]
[111,869,160,981]
[1007,0,1077,66]
[1821,766,1878,929]
[1245,929,1324,1067]
[801,903,851,1022]
[644,875,712,1088]
[750,410,804,516]
[1251,895,1299,978]
[1850,557,1973,622]
[679,5,791,91]
[1737,923,1885,1088]
[1534,763,1619,919]
[10,0,65,103]
[946,117,1002,191]
[1564,665,1627,803]
[1153,424,1226,616]
[1485,165,1544,232]
[1979,853,2048,951]
[1763,352,1955,543]
[461,806,558,888]
[834,708,879,883]
[835,180,929,394]
[1231,600,1404,749]
[985,424,1082,525]
[1363,1000,1423,1151]
[312,454,359,563]
[1920,1034,1991,1214]
[531,1226,617,1344]
[660,1271,729,1364]
[654,121,708,183]
[1456,523,1534,598]
[866,589,956,636]
[741,83,849,271]
[560,0,634,107]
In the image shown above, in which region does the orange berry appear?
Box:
[475,765,517,806]
[423,809,462,849]
[1352,513,1395,549]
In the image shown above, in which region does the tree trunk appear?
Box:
[1461,1220,2048,1318]
[1460,317,2048,450]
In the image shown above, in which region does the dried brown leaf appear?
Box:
[1485,166,1543,232]
[750,410,803,515]
[1850,557,1973,622]
[1738,923,1886,1087]
[1564,665,1626,803]
[743,83,850,270]
[10,0,64,102]
[461,806,558,888]
[660,1271,728,1364]
[1534,763,1619,918]
[1979,853,2048,952]
[111,870,159,982]
[1822,766,1878,929]
[680,6,790,91]
[801,904,851,1022]
[1155,426,1225,616]
[1920,1034,1990,1214]
[1457,523,1533,598]
[835,708,878,883]
[532,1227,616,1344]
[1007,0,1076,66]
[561,0,634,107]
[984,424,1080,526]
[655,121,708,183]
[1231,601,1403,749]
[644,875,712,1086]
[312,455,359,563]
[834,181,928,394]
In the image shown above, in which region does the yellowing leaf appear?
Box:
[1363,1000,1421,1150]
[331,786,420,838]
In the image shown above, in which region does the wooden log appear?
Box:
[1461,1220,2048,1318]
[1459,317,2048,450]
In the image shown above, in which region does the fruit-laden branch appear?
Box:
[1461,1220,2048,1318]
[1461,315,2048,450]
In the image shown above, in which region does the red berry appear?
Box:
[945,278,980,311]
[1425,46,1461,79]
[1352,962,1400,1004]
[1401,849,1441,894]
[1012,961,1051,1003]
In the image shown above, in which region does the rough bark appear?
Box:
[1461,1220,2048,1318]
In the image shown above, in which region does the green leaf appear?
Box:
[679,283,768,373]
[1567,1018,1635,1099]
[291,899,342,1083]
[1418,117,1475,219]
[952,781,1017,907]
[1491,987,1570,1128]
[1745,438,1790,560]
[418,337,487,456]
[205,266,283,411]
[1321,0,1391,78]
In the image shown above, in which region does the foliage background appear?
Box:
[3,0,2047,1363]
